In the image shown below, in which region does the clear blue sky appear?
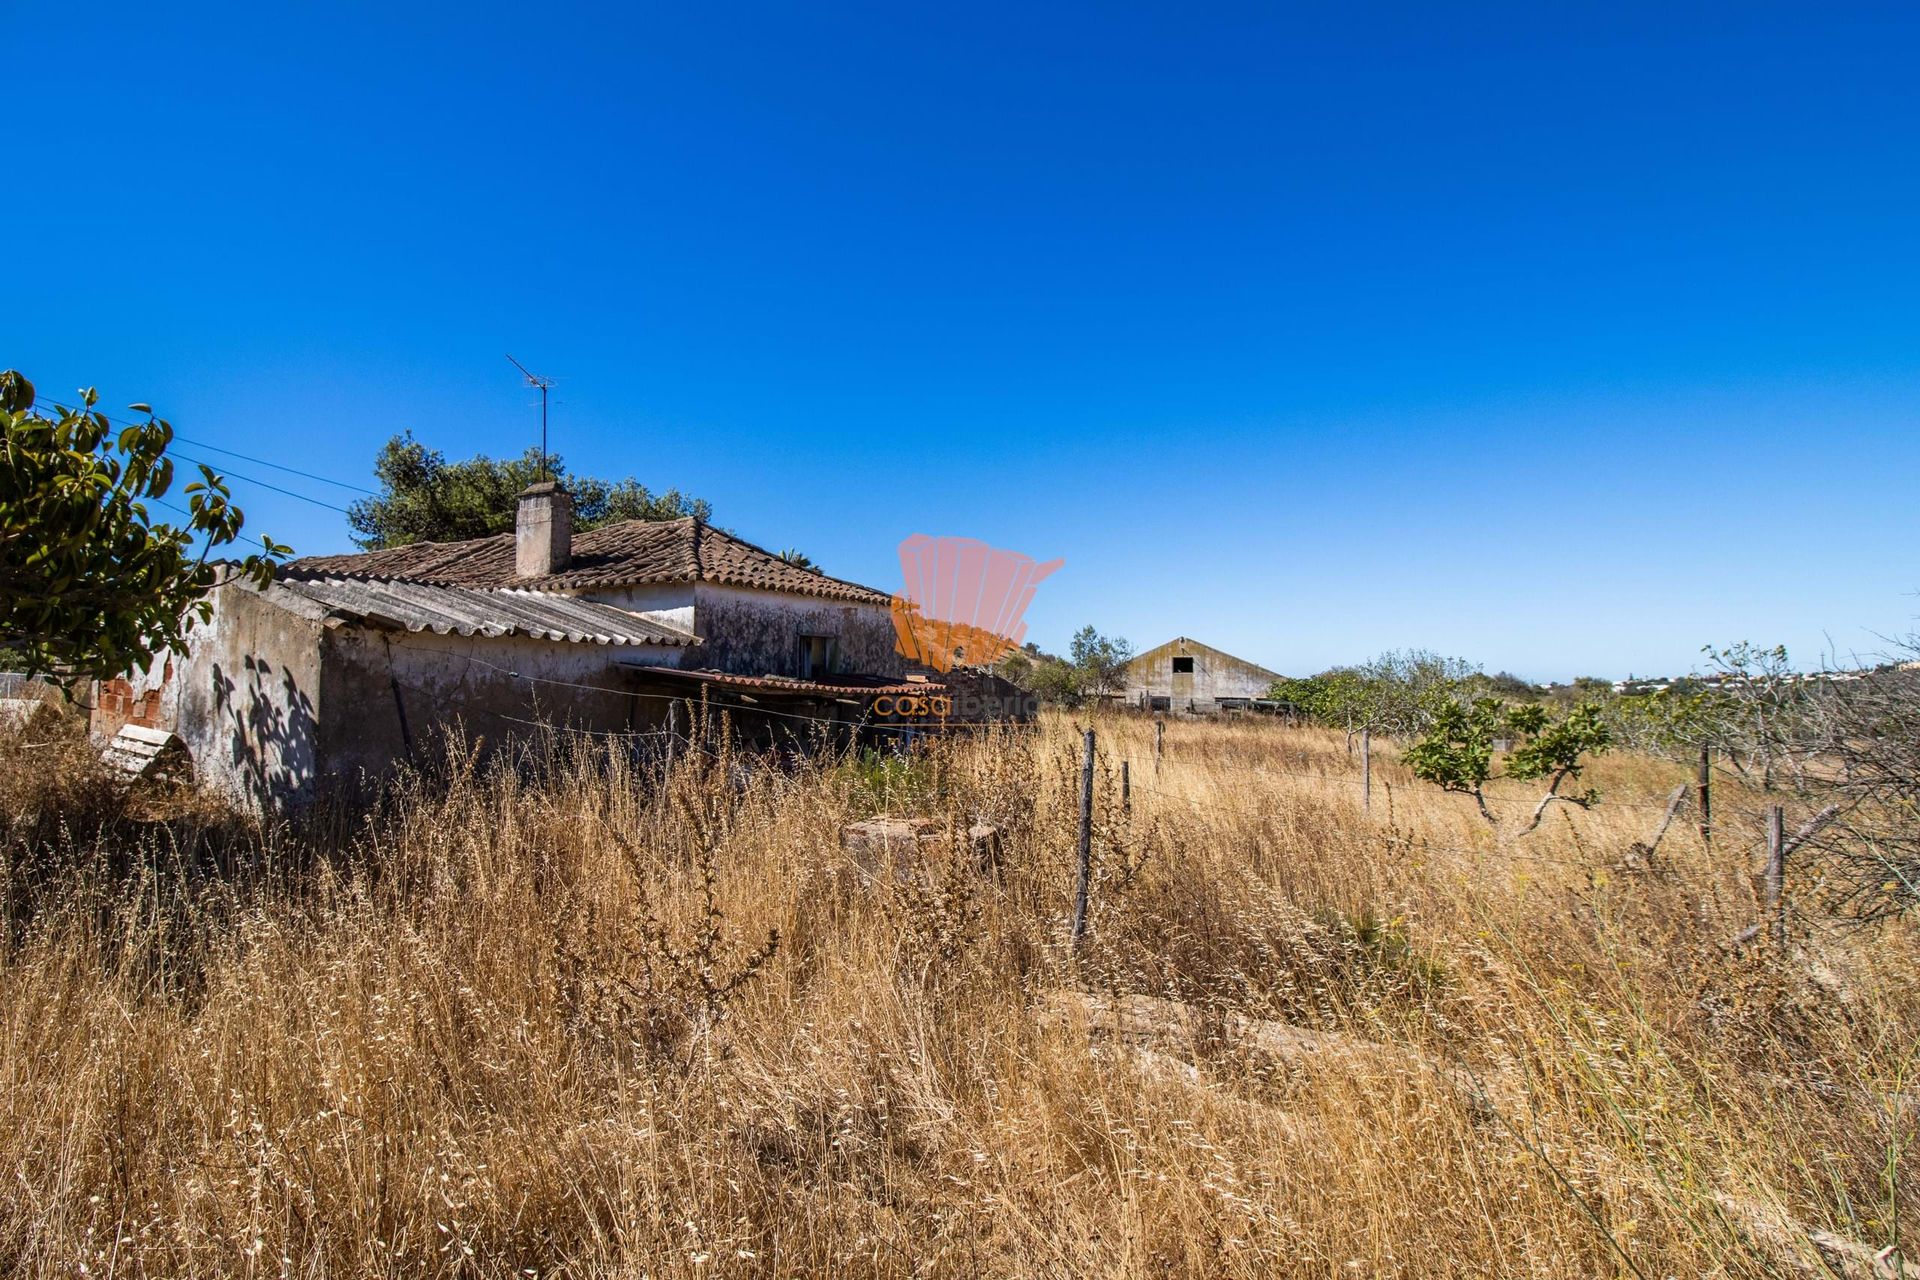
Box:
[9,2,1918,681]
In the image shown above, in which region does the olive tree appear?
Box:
[347,431,712,549]
[1699,642,1816,791]
[1267,649,1479,747]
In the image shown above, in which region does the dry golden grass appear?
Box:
[1,706,1915,1277]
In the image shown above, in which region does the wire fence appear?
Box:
[1150,747,1684,812]
[49,636,1795,886]
[37,660,1838,948]
[1078,726,1853,949]
[1117,775,1606,869]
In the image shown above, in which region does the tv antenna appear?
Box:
[506,354,557,480]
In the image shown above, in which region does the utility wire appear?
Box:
[26,392,376,501]
[169,434,376,494]
[166,449,355,514]
[1150,747,1682,811]
[1122,777,1722,870]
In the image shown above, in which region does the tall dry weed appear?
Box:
[0,708,1913,1276]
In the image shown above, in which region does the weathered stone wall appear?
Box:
[690,584,902,679]
[90,581,332,813]
[317,625,682,789]
[95,574,909,813]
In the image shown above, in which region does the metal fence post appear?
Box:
[1072,728,1094,951]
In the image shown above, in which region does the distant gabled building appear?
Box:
[1116,636,1282,715]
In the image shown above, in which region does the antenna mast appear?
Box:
[505,354,557,481]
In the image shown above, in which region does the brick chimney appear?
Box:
[515,481,572,578]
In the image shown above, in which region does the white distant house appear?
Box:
[1113,636,1282,715]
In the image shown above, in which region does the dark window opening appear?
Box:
[1171,656,1195,674]
[797,634,837,679]
[1149,695,1171,711]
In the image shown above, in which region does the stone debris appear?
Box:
[1038,989,1512,1120]
[1038,989,1386,1069]
[838,817,1005,881]
[100,724,190,782]
[0,696,58,736]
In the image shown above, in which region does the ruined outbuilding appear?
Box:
[1115,636,1282,715]
[92,485,1029,813]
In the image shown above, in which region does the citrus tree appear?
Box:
[1402,695,1508,822]
[1405,693,1612,830]
[1,372,288,685]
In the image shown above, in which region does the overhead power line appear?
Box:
[24,390,376,511]
[165,450,356,514]
[167,434,376,494]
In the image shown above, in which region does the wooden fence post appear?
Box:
[666,700,679,772]
[1634,783,1690,865]
[1154,718,1164,778]
[1361,728,1372,812]
[1120,759,1131,816]
[1696,744,1712,849]
[1072,728,1095,951]
[1766,804,1786,946]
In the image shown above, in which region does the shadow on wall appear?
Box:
[210,656,318,813]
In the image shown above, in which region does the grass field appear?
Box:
[1,707,1914,1277]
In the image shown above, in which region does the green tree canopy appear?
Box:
[1404,692,1613,828]
[1068,625,1135,698]
[1266,649,1480,738]
[1,372,288,684]
[347,432,713,549]
[1004,626,1134,707]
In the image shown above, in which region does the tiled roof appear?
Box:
[284,518,891,605]
[281,576,701,647]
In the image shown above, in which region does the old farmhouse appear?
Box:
[1116,636,1282,715]
[91,484,1022,812]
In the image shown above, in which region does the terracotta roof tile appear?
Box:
[285,517,891,605]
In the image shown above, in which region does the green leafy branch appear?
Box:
[1,371,290,685]
[1404,694,1613,831]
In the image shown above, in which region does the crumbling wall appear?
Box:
[102,581,331,813]
[317,626,681,788]
[691,584,902,678]
[93,662,174,737]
